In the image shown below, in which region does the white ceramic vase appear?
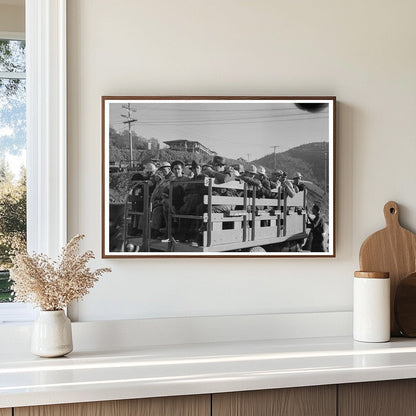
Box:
[31,310,73,357]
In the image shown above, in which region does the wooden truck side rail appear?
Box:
[123,181,151,252]
[121,178,307,253]
[164,178,306,253]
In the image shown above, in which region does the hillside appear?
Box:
[252,141,328,188]
[251,142,329,218]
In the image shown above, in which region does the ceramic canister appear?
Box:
[353,271,390,343]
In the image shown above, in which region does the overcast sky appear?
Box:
[109,101,330,161]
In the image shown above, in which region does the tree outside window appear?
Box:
[0,38,27,302]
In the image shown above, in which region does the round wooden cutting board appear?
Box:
[359,201,416,336]
[395,272,416,337]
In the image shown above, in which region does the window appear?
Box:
[0,33,34,322]
[0,0,68,324]
[0,36,27,300]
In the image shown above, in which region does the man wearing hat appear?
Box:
[203,155,236,184]
[269,170,296,198]
[257,166,266,176]
[280,171,296,198]
[231,163,244,177]
[255,165,272,198]
[269,169,283,187]
[212,155,225,167]
[131,162,157,182]
[292,172,305,192]
[241,165,262,194]
[156,161,172,179]
[202,155,237,213]
[241,164,258,181]
[144,162,156,176]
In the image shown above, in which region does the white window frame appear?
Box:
[0,0,67,323]
[26,0,67,256]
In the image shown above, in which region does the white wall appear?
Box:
[67,0,416,322]
[0,3,24,33]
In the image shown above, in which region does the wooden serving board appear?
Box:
[395,272,416,337]
[359,201,416,336]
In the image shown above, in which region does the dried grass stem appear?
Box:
[10,234,111,310]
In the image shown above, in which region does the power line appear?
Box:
[136,106,309,112]
[136,112,328,123]
[111,115,328,127]
[134,116,328,125]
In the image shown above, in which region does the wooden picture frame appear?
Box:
[102,96,336,258]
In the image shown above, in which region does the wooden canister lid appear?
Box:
[354,271,389,279]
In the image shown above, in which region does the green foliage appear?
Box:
[0,39,25,97]
[109,125,213,167]
[0,270,13,303]
[109,127,160,163]
[0,161,26,269]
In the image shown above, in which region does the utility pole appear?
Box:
[247,153,251,162]
[121,104,137,167]
[270,145,280,170]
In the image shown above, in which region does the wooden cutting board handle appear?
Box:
[384,201,400,229]
[359,201,416,336]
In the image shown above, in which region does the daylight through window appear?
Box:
[0,38,27,304]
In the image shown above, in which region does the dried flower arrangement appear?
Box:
[10,234,111,311]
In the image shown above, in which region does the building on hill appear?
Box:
[164,140,217,157]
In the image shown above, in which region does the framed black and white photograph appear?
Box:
[102,96,336,258]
